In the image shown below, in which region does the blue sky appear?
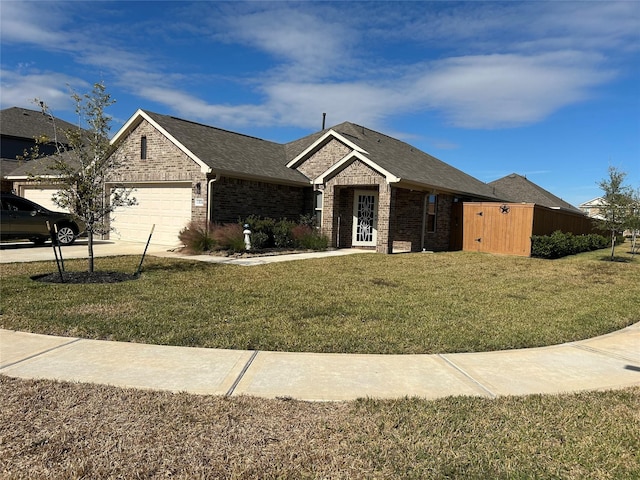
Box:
[1,1,638,207]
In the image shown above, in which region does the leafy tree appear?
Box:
[597,166,633,260]
[31,82,136,272]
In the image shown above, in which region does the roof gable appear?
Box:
[291,121,499,199]
[314,150,400,184]
[286,128,368,169]
[112,110,310,185]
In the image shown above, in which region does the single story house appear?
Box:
[105,109,503,251]
[6,106,595,256]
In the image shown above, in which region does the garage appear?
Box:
[109,183,192,245]
[22,186,70,212]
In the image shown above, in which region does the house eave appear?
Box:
[211,168,311,187]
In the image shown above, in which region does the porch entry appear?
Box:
[352,190,378,247]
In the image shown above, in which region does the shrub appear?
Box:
[292,224,328,250]
[243,215,276,249]
[250,231,270,250]
[178,221,216,253]
[211,223,245,252]
[531,231,609,259]
[273,219,296,248]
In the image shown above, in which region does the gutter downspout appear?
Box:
[207,174,221,228]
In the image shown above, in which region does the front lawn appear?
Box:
[1,249,638,354]
[2,377,638,479]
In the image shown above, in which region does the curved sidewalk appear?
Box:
[1,324,638,401]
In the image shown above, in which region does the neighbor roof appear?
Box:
[0,107,77,145]
[6,150,82,179]
[489,173,583,213]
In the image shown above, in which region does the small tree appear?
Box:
[597,166,633,260]
[628,187,640,256]
[33,82,136,272]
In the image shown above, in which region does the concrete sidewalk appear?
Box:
[0,239,374,265]
[1,323,638,401]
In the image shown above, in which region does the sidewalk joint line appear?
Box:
[572,344,640,364]
[438,354,497,398]
[226,350,259,397]
[0,337,82,371]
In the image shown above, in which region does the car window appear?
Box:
[2,197,38,212]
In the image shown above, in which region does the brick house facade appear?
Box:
[103,109,501,249]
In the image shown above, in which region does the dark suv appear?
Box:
[0,192,85,245]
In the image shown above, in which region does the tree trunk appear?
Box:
[610,231,616,261]
[88,230,95,273]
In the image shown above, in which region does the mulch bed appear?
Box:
[32,271,138,284]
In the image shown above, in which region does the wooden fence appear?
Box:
[462,203,598,257]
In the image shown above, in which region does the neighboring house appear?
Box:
[107,109,502,250]
[489,173,584,214]
[0,106,78,208]
[579,196,607,220]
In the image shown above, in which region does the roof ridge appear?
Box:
[142,110,277,144]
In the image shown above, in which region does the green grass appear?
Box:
[1,249,638,354]
[2,376,638,479]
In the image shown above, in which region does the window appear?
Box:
[140,136,147,160]
[426,194,437,232]
[314,190,323,227]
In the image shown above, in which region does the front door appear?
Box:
[352,190,378,247]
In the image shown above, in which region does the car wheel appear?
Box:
[56,225,76,245]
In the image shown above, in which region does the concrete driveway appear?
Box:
[0,239,172,264]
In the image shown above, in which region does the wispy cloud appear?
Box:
[1,1,637,132]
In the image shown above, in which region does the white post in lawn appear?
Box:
[243,224,251,250]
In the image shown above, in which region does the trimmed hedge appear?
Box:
[531,231,608,259]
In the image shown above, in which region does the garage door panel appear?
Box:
[23,187,70,212]
[110,184,191,246]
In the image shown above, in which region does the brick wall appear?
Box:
[108,119,208,223]
[212,176,311,224]
[296,139,350,180]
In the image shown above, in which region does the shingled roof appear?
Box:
[140,111,310,185]
[489,173,583,213]
[114,110,503,199]
[0,107,77,145]
[312,122,500,200]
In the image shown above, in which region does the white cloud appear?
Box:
[409,52,616,128]
[1,1,635,132]
[0,69,87,111]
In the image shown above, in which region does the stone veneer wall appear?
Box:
[108,119,208,223]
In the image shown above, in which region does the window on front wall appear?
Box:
[427,194,437,232]
[141,136,147,160]
[314,190,323,227]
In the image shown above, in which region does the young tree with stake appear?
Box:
[32,82,136,272]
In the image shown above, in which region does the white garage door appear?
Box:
[23,186,70,212]
[109,183,192,246]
